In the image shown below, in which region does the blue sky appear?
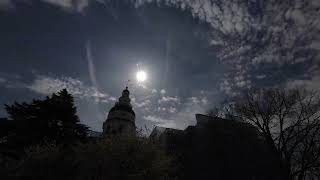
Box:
[0,0,319,131]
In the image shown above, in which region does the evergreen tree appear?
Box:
[4,89,88,149]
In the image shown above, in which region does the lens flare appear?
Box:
[136,71,147,82]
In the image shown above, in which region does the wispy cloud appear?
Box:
[136,0,320,95]
[256,75,266,80]
[158,96,179,104]
[140,88,209,129]
[0,0,90,12]
[28,75,113,103]
[134,99,151,108]
[143,115,178,129]
[41,0,90,12]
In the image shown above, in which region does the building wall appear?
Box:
[103,109,136,136]
[107,110,135,123]
[150,114,282,180]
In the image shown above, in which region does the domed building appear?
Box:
[102,87,136,136]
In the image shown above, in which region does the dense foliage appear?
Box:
[2,89,88,151]
[14,136,172,180]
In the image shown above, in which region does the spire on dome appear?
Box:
[119,86,131,106]
[122,86,130,95]
[123,80,130,95]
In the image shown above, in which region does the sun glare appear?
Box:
[136,71,147,82]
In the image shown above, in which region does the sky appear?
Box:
[0,0,319,131]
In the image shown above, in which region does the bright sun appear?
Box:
[136,71,147,82]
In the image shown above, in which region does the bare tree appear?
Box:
[228,88,320,180]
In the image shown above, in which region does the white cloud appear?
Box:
[1,0,90,12]
[187,97,199,104]
[42,0,73,8]
[151,89,157,94]
[236,81,246,88]
[168,106,176,113]
[43,0,89,12]
[143,115,168,123]
[134,99,151,108]
[143,115,177,128]
[201,97,208,105]
[256,75,266,79]
[28,75,110,102]
[158,96,179,104]
[134,87,210,129]
[160,89,166,95]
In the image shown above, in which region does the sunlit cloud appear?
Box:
[28,75,113,103]
[158,96,179,104]
[160,89,166,95]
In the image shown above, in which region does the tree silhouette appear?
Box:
[224,88,320,180]
[3,89,88,150]
[15,136,172,180]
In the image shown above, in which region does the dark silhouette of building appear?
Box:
[0,118,12,141]
[150,114,281,180]
[102,87,136,136]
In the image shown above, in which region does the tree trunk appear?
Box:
[265,136,293,180]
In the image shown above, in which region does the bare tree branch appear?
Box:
[219,88,320,180]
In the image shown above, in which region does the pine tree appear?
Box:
[4,89,88,149]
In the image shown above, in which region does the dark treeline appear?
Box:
[0,88,320,180]
[1,89,88,153]
[0,89,173,179]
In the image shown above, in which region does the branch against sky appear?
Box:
[229,88,320,180]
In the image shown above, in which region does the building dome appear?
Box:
[102,87,136,136]
[109,104,135,116]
